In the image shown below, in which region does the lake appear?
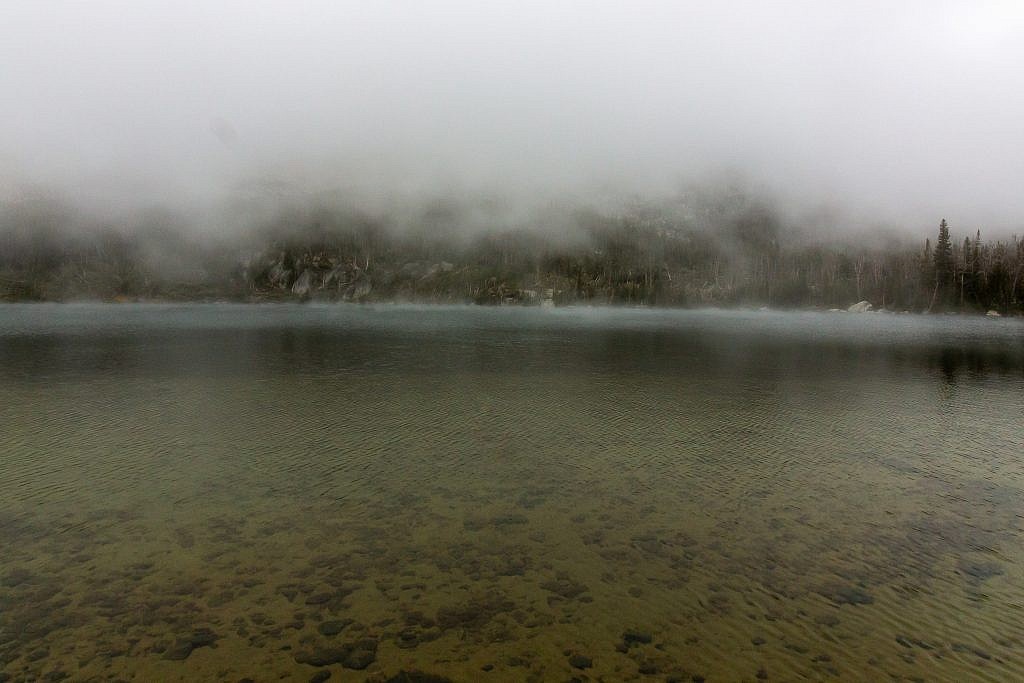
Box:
[1,304,1023,682]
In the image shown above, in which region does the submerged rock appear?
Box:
[25,648,50,662]
[621,629,653,646]
[162,628,219,660]
[294,638,377,669]
[637,660,660,675]
[435,592,514,631]
[568,653,593,669]
[818,584,874,606]
[958,560,1004,582]
[384,672,455,683]
[317,619,352,636]
[2,568,34,587]
[394,625,438,650]
[539,576,588,600]
[952,642,992,660]
[343,645,377,670]
[491,513,528,527]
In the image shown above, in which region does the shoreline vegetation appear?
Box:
[2,197,1022,316]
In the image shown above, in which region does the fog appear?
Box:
[2,1,1024,234]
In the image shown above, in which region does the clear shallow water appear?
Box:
[1,304,1023,682]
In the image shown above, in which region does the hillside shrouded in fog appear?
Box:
[2,188,1022,313]
[1,1,1023,309]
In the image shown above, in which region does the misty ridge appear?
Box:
[2,3,1023,313]
[1,180,1021,314]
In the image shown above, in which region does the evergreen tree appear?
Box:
[933,219,953,283]
[971,229,983,306]
[932,219,953,308]
[919,238,934,309]
[962,236,971,306]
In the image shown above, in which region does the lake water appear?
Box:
[1,304,1023,682]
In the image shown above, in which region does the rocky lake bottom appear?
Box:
[1,304,1023,682]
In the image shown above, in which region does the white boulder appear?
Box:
[847,301,873,313]
[291,269,315,296]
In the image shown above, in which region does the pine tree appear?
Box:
[933,219,953,283]
[920,238,934,309]
[971,229,982,306]
[962,236,971,307]
[931,219,953,308]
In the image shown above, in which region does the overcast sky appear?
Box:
[2,1,1023,232]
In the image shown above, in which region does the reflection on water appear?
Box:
[1,304,1023,682]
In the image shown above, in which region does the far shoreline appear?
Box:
[0,297,1017,319]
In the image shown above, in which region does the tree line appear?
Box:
[1,197,1021,314]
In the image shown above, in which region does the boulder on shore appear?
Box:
[345,280,372,301]
[847,301,873,313]
[986,310,1002,317]
[291,269,315,296]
